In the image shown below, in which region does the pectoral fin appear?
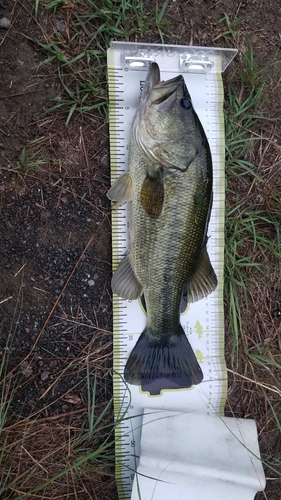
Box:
[112,254,143,300]
[140,168,164,217]
[107,172,133,204]
[184,246,217,303]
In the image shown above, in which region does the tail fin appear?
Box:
[124,325,203,389]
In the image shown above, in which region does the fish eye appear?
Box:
[181,98,192,109]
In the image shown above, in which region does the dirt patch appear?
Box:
[0,0,281,498]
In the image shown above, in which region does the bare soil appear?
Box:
[0,0,281,499]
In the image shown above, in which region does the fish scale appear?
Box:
[130,142,211,337]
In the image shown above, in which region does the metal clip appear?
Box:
[122,54,155,69]
[179,54,214,73]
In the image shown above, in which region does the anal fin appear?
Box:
[184,246,217,303]
[112,254,143,300]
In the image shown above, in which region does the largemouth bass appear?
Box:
[107,62,217,388]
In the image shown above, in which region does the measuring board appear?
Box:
[107,41,237,500]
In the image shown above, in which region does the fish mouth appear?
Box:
[135,62,190,132]
[140,62,161,101]
[145,63,186,108]
[142,63,183,96]
[147,62,161,88]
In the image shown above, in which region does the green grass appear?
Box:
[0,293,22,496]
[213,12,243,44]
[29,0,174,125]
[223,44,281,485]
[0,335,118,498]
[224,44,281,366]
[224,49,281,489]
[17,145,47,172]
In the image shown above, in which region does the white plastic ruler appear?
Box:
[107,41,237,500]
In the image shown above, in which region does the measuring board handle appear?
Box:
[110,41,237,74]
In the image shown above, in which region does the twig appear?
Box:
[0,296,13,305]
[0,89,47,100]
[33,287,49,293]
[0,0,18,48]
[79,126,91,195]
[227,368,281,397]
[18,0,49,43]
[21,445,48,473]
[14,263,26,277]
[4,408,88,430]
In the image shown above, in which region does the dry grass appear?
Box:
[223,50,281,497]
[1,416,116,499]
[0,306,116,499]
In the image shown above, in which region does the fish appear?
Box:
[107,62,217,387]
